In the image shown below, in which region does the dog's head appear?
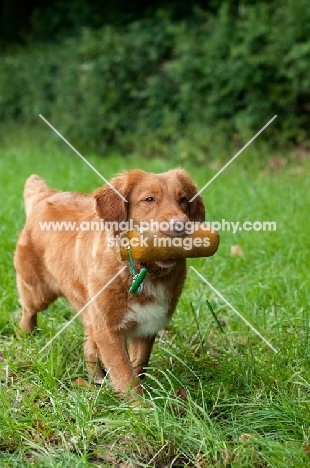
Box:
[94,169,205,227]
[94,169,205,269]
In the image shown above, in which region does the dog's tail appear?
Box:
[24,175,53,217]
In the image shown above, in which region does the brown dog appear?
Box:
[14,169,205,395]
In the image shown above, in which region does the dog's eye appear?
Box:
[180,196,188,204]
[144,196,155,202]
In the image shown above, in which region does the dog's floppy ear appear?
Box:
[93,170,146,223]
[94,181,128,223]
[173,168,205,222]
[189,194,205,222]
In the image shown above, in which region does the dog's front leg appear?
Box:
[93,328,142,395]
[129,336,156,378]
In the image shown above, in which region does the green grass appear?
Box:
[0,125,310,467]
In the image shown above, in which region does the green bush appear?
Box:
[1,1,310,154]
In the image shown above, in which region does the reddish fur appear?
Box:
[14,169,205,396]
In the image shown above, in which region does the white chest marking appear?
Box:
[121,283,170,338]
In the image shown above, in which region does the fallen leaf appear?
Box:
[230,245,244,257]
[175,388,188,401]
[302,445,310,456]
[34,419,59,444]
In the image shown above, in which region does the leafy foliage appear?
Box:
[1,1,310,153]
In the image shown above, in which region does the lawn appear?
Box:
[0,125,310,467]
